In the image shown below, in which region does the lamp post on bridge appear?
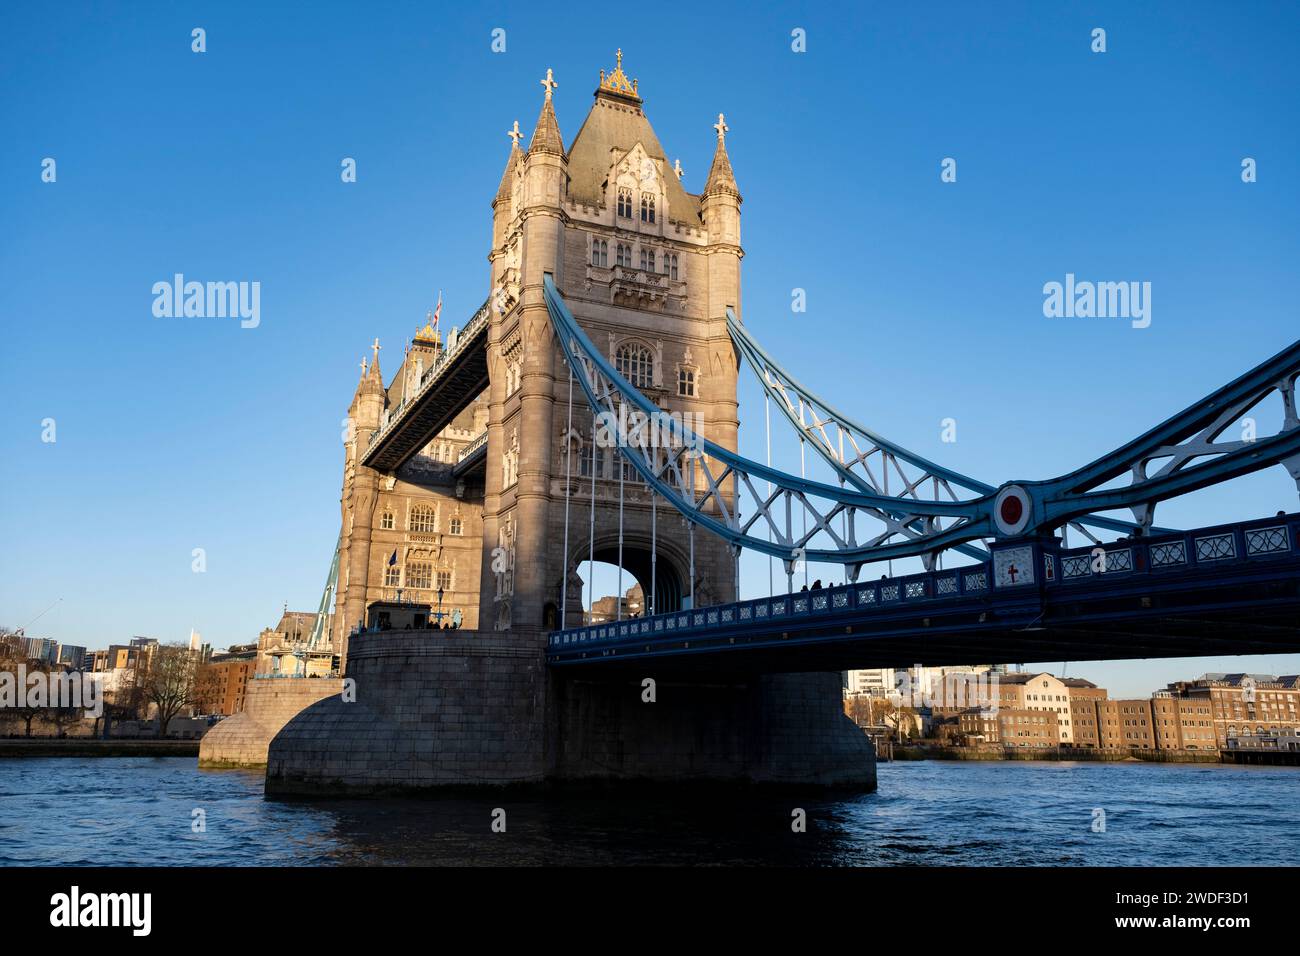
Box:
[434,586,446,628]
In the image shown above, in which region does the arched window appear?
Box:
[617,188,633,218]
[668,254,679,280]
[380,511,395,530]
[591,239,607,267]
[640,194,655,223]
[616,343,653,389]
[409,504,436,533]
[616,243,631,268]
[449,517,463,536]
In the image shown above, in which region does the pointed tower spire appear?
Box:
[704,113,740,199]
[496,120,522,203]
[367,337,383,384]
[529,68,566,158]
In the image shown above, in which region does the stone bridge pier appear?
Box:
[264,628,875,795]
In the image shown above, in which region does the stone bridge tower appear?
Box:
[481,53,742,634]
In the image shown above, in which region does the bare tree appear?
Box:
[0,632,48,737]
[137,643,198,737]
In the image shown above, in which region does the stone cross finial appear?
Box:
[371,337,382,363]
[540,68,558,101]
[713,113,728,143]
[507,119,522,148]
[360,356,368,376]
[673,158,684,180]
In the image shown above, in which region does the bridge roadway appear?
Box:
[361,299,490,472]
[547,513,1300,674]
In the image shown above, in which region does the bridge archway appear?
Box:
[572,536,686,619]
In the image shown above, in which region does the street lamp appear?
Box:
[436,586,445,628]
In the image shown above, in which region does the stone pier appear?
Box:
[198,676,344,769]
[264,629,875,795]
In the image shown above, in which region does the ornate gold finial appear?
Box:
[599,48,639,99]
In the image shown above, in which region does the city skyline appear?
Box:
[4,1,1300,699]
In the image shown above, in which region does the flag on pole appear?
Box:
[432,290,442,328]
[388,549,397,566]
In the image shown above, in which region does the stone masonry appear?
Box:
[198,676,344,769]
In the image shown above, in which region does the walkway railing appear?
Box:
[458,430,488,462]
[365,298,491,452]
[548,512,1299,651]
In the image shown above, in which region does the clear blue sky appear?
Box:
[2,1,1298,696]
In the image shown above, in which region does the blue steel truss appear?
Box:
[544,274,1300,570]
[725,310,1168,549]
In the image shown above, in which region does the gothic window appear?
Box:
[678,367,696,397]
[380,511,395,530]
[668,254,679,280]
[436,570,453,592]
[637,249,654,272]
[407,562,433,590]
[616,343,654,389]
[591,239,608,267]
[641,194,655,223]
[616,243,631,268]
[617,188,633,218]
[449,517,463,536]
[620,457,641,483]
[409,504,436,533]
[384,565,401,587]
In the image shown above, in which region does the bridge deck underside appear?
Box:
[362,331,489,472]
[548,557,1300,675]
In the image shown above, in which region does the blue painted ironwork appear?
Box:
[543,274,987,570]
[549,275,1300,570]
[1009,339,1300,532]
[548,513,1300,667]
[726,310,1170,550]
[307,532,341,650]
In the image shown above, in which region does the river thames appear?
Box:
[1,757,1295,866]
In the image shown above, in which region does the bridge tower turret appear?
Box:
[334,343,386,662]
[478,53,745,634]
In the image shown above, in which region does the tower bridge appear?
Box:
[196,52,1300,794]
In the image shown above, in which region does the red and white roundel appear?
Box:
[993,485,1032,537]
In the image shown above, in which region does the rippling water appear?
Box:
[0,758,1295,866]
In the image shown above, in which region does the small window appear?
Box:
[384,565,401,587]
[678,367,696,397]
[669,254,678,280]
[380,511,394,530]
[436,570,452,591]
[640,248,655,271]
[616,343,653,389]
[640,194,655,223]
[449,517,463,535]
[591,239,608,267]
[616,243,631,268]
[617,188,633,218]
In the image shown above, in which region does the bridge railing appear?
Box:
[1048,513,1296,584]
[549,513,1299,651]
[365,298,491,452]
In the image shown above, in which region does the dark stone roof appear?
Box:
[566,90,701,222]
